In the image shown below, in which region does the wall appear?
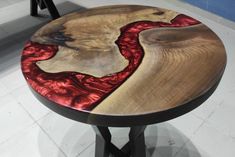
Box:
[183,0,235,22]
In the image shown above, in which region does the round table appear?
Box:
[21,5,226,157]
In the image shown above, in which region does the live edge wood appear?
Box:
[23,5,226,126]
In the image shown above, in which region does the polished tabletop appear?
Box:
[21,5,226,126]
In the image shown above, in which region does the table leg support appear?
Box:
[30,0,38,16]
[42,0,60,19]
[92,125,147,157]
[129,126,147,157]
[93,126,111,157]
[30,0,60,19]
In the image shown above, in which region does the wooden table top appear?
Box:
[21,5,226,126]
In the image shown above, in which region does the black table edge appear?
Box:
[28,75,222,127]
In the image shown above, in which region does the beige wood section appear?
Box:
[32,5,179,77]
[31,5,226,115]
[36,46,129,77]
[92,24,226,115]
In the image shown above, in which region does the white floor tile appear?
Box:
[175,142,208,157]
[0,94,34,144]
[8,0,26,5]
[11,85,51,121]
[206,96,235,138]
[38,112,94,157]
[0,64,20,79]
[143,113,203,157]
[191,98,222,120]
[168,113,204,138]
[221,91,235,109]
[0,68,27,92]
[109,127,129,148]
[0,82,10,97]
[77,143,95,157]
[144,121,192,157]
[0,1,11,9]
[177,122,235,157]
[0,123,66,157]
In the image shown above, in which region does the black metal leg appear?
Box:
[129,126,146,157]
[30,0,38,16]
[42,0,60,19]
[30,0,60,19]
[93,126,110,157]
[92,125,147,157]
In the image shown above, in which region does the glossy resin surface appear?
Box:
[21,5,226,118]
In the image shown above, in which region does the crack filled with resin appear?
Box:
[21,14,200,111]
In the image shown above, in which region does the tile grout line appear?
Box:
[0,88,37,145]
[34,120,68,157]
[175,116,205,157]
[0,91,38,145]
[195,114,235,142]
[76,141,95,157]
[191,112,206,121]
[205,100,224,120]
[173,114,207,157]
[8,85,53,123]
[193,119,206,135]
[173,115,207,157]
[0,120,36,146]
[197,100,235,139]
[203,119,234,139]
[14,100,68,157]
[13,90,98,157]
[0,84,26,98]
[191,99,225,123]
[173,138,191,157]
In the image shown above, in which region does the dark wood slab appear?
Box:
[21,5,226,126]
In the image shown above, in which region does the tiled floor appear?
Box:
[0,0,234,157]
[0,0,24,8]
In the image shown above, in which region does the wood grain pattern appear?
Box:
[22,5,226,118]
[92,24,226,115]
[32,5,178,77]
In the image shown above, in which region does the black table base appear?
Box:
[93,126,147,157]
[30,0,60,19]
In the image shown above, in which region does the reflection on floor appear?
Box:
[0,0,235,157]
